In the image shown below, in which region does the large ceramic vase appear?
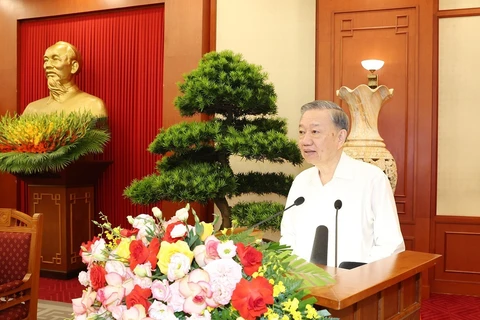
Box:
[336,84,397,192]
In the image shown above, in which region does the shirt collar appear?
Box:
[332,151,354,180]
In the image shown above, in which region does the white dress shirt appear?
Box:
[280,152,405,266]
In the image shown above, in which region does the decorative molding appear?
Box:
[432,216,480,295]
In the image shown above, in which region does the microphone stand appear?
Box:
[250,197,305,230]
[335,208,338,268]
[334,199,342,268]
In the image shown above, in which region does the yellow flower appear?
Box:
[157,240,194,274]
[265,308,280,320]
[273,281,285,297]
[115,237,133,260]
[306,305,320,319]
[292,311,302,320]
[281,316,289,320]
[199,222,213,241]
[282,298,299,313]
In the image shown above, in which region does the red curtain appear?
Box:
[18,5,165,228]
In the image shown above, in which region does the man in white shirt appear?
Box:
[280,100,405,267]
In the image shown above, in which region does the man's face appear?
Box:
[298,109,345,166]
[43,44,74,84]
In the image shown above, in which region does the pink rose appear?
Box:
[151,279,172,302]
[122,304,147,320]
[179,269,214,315]
[96,273,126,311]
[193,236,220,267]
[72,287,97,316]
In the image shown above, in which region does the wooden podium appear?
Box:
[17,160,111,279]
[310,251,441,320]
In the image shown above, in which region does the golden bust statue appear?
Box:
[22,41,107,118]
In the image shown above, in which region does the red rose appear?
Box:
[231,277,274,320]
[126,285,152,310]
[120,228,139,237]
[146,237,160,269]
[89,264,107,290]
[79,236,100,256]
[161,221,186,243]
[129,240,149,271]
[236,242,263,276]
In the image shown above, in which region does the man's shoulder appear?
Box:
[294,166,318,181]
[345,154,384,172]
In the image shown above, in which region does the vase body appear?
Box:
[336,84,397,192]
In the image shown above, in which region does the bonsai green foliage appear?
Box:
[0,111,109,174]
[124,50,302,229]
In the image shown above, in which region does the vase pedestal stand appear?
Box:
[16,160,111,279]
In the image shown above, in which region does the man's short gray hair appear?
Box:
[300,100,349,132]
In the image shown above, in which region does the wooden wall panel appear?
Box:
[332,7,417,227]
[432,216,480,295]
[317,0,435,295]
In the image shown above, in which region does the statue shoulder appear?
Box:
[22,97,50,115]
[73,92,108,118]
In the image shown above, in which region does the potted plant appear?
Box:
[125,50,302,229]
[0,111,109,175]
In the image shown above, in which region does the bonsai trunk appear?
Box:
[214,197,231,228]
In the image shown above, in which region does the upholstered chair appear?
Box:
[0,209,44,320]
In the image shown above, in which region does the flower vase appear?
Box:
[336,84,398,192]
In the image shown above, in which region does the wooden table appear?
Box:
[309,250,441,320]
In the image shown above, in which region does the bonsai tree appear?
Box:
[124,50,302,229]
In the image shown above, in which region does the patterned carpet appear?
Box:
[38,300,73,320]
[420,293,480,320]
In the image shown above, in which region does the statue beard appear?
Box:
[47,76,69,99]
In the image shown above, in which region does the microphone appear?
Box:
[250,196,305,230]
[310,225,328,265]
[334,199,342,268]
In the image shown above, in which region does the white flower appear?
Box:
[217,240,237,259]
[203,259,242,305]
[127,215,135,225]
[105,260,127,278]
[166,281,186,312]
[170,224,187,238]
[149,300,177,320]
[152,207,163,219]
[90,238,108,262]
[187,310,212,320]
[134,262,153,278]
[132,214,156,230]
[175,207,189,221]
[151,279,172,302]
[210,280,235,305]
[78,271,89,286]
[133,274,153,289]
[167,253,191,281]
[131,214,157,245]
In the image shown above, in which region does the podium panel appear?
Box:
[17,160,111,279]
[310,251,441,320]
[29,185,93,278]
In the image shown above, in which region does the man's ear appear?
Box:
[338,129,348,145]
[71,60,80,74]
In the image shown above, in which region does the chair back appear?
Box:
[0,209,44,320]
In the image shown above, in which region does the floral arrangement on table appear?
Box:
[71,205,336,320]
[0,111,109,174]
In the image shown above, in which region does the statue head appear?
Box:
[43,41,82,93]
